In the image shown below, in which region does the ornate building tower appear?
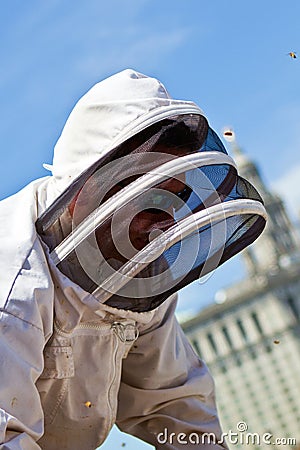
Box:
[181,130,300,449]
[223,129,299,276]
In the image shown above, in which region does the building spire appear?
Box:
[222,127,300,276]
[222,127,251,168]
[222,127,240,154]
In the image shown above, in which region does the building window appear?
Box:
[216,358,227,374]
[248,345,257,359]
[221,325,234,349]
[251,311,264,335]
[286,294,300,321]
[263,339,272,353]
[207,332,218,355]
[234,352,242,367]
[236,318,248,342]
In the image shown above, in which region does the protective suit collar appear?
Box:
[0,176,58,304]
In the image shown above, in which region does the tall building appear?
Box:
[181,133,300,449]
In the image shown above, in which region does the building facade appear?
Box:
[181,137,300,449]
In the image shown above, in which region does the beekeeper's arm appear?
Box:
[0,234,53,450]
[116,296,227,449]
[0,312,45,449]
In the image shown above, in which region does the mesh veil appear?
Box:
[36,114,267,312]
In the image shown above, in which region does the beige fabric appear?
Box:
[0,69,227,449]
[0,180,226,449]
[1,211,225,450]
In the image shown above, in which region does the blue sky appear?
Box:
[1,1,300,448]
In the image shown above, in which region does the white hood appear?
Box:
[50,69,204,192]
[0,69,205,306]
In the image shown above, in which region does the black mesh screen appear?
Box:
[36,114,266,312]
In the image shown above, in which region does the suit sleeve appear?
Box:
[0,311,45,449]
[0,238,54,450]
[116,297,228,449]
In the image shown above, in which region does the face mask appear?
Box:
[36,115,267,312]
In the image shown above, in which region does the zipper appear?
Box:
[53,317,114,337]
[106,331,119,435]
[111,321,139,343]
[106,320,139,434]
[54,317,139,340]
[53,317,139,436]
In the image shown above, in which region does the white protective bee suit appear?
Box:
[0,69,266,450]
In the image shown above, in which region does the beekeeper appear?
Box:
[0,69,266,449]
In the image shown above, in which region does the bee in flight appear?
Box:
[287,51,297,59]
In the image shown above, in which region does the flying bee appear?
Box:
[288,51,297,59]
[222,127,236,143]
